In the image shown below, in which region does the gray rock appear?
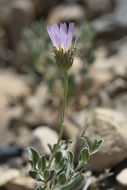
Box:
[0,0,34,48]
[0,168,20,187]
[92,0,127,39]
[116,168,127,187]
[30,126,58,156]
[0,69,30,146]
[84,0,114,19]
[25,83,59,127]
[47,3,85,25]
[76,108,127,172]
[6,176,36,190]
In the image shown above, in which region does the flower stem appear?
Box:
[48,70,68,168]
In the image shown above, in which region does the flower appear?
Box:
[47,23,81,52]
[47,22,81,71]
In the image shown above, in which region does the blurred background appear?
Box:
[0,0,127,189]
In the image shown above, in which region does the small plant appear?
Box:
[28,22,103,190]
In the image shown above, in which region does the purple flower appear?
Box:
[47,22,81,52]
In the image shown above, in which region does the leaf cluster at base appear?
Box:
[28,138,103,190]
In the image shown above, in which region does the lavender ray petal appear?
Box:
[65,22,74,50]
[50,25,60,48]
[47,26,57,47]
[74,26,82,46]
[60,23,67,49]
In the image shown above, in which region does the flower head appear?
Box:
[47,22,81,71]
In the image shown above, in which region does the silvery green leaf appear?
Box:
[81,137,89,150]
[55,151,62,165]
[28,147,40,169]
[47,143,53,153]
[38,155,46,172]
[49,170,57,189]
[67,151,74,169]
[56,157,67,174]
[55,174,85,190]
[29,170,44,181]
[81,148,89,163]
[90,139,103,155]
[44,169,50,181]
[58,172,66,185]
[61,139,72,150]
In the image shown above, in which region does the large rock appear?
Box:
[6,176,36,190]
[0,168,20,187]
[86,44,127,98]
[25,83,59,127]
[30,126,58,156]
[0,69,30,145]
[91,0,127,39]
[0,0,34,48]
[31,0,58,17]
[76,108,127,172]
[83,0,114,19]
[47,3,85,25]
[116,168,127,187]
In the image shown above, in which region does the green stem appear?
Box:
[48,70,68,169]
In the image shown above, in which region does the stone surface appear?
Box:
[0,169,20,186]
[0,0,34,48]
[30,126,58,156]
[25,83,59,127]
[86,44,127,98]
[84,0,114,19]
[91,0,127,39]
[31,0,58,17]
[47,3,85,25]
[75,108,127,172]
[0,69,30,146]
[116,168,127,187]
[6,176,36,190]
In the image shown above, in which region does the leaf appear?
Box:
[55,151,62,165]
[67,151,74,169]
[29,170,44,181]
[49,170,57,189]
[61,139,72,150]
[47,143,53,153]
[90,139,103,155]
[58,172,66,185]
[38,155,46,172]
[27,147,40,169]
[55,174,85,190]
[81,137,89,150]
[81,148,89,163]
[44,169,50,181]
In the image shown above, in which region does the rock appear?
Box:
[47,3,85,25]
[31,0,58,17]
[86,44,127,98]
[75,108,127,172]
[25,83,59,127]
[83,0,114,19]
[6,176,36,190]
[0,0,34,48]
[0,69,30,146]
[91,0,127,40]
[114,0,127,28]
[114,93,127,116]
[0,168,20,187]
[30,126,58,156]
[116,168,127,187]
